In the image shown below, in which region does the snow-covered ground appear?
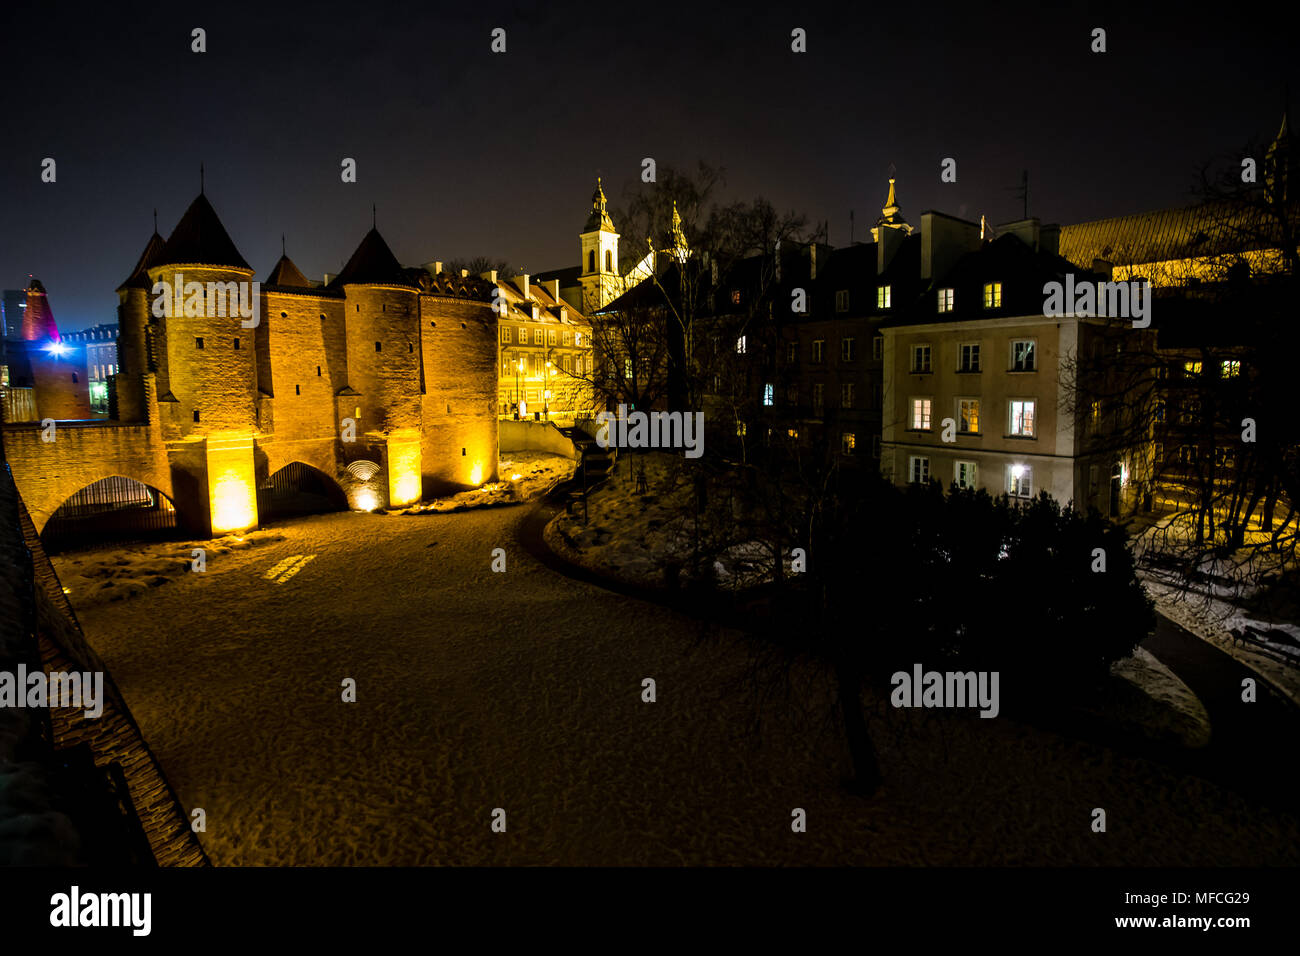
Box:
[402,451,574,515]
[1134,520,1300,709]
[1108,647,1211,748]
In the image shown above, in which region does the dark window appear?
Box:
[317,365,322,376]
[375,341,382,352]
[588,250,596,273]
[605,250,613,272]
[295,384,301,395]
[193,410,200,422]
[408,343,414,352]
[233,338,240,350]
[196,337,204,349]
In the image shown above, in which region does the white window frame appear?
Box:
[835,290,850,313]
[955,460,978,489]
[909,455,930,484]
[1007,464,1032,498]
[983,281,1002,309]
[937,287,954,312]
[958,342,980,372]
[1009,399,1036,438]
[841,337,856,361]
[912,344,932,373]
[1011,339,1036,372]
[910,397,933,431]
[957,397,980,434]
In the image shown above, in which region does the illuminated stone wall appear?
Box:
[419,295,499,491]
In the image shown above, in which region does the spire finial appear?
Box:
[153,208,158,233]
[372,203,377,229]
[282,233,286,256]
[200,163,205,195]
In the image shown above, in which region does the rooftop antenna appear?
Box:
[282,233,286,256]
[1004,169,1029,220]
[200,163,205,195]
[153,208,158,233]
[372,203,376,229]
[849,209,855,245]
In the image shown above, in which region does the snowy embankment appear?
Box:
[1133,521,1300,710]
[401,451,574,515]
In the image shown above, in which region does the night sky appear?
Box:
[2,0,1294,329]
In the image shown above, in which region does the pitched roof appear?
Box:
[1058,200,1277,268]
[328,228,415,288]
[117,232,167,291]
[159,194,251,270]
[264,254,311,288]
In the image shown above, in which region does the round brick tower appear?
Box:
[147,193,258,436]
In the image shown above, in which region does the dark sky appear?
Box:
[2,0,1294,329]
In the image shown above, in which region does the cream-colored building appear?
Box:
[881,216,1134,514]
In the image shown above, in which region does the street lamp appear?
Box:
[515,357,524,418]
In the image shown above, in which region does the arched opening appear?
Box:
[587,250,596,273]
[42,476,179,554]
[257,461,348,522]
[604,249,612,273]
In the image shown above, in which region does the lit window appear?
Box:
[983,282,1002,308]
[877,285,891,309]
[812,339,825,363]
[501,327,511,343]
[1011,340,1035,371]
[910,397,932,430]
[1008,464,1032,498]
[1009,399,1036,437]
[955,460,978,489]
[912,345,931,373]
[562,330,572,346]
[909,456,930,484]
[547,330,558,346]
[841,432,856,455]
[763,384,774,406]
[1221,359,1240,377]
[959,343,980,372]
[731,289,741,305]
[1090,400,1102,429]
[841,337,856,361]
[835,290,850,313]
[841,383,855,408]
[736,335,747,354]
[1183,360,1202,376]
[575,332,583,346]
[938,288,954,312]
[624,358,633,379]
[958,398,980,434]
[533,329,543,345]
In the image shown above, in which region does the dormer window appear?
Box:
[937,288,954,312]
[983,282,1002,309]
[876,285,891,309]
[835,290,849,313]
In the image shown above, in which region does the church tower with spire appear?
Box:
[578,177,621,312]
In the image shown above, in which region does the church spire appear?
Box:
[584,175,615,233]
[871,174,913,241]
[668,200,689,261]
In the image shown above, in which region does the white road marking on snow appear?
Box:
[263,554,317,584]
[272,554,316,584]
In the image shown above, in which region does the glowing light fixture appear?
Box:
[510,473,522,481]
[211,472,257,534]
[355,490,378,512]
[46,341,68,357]
[470,461,484,485]
[1011,465,1025,479]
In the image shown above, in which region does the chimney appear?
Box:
[324,273,336,285]
[878,228,904,274]
[548,279,560,302]
[920,212,981,282]
[482,270,497,284]
[514,273,530,299]
[1039,224,1060,257]
[460,269,469,278]
[434,260,443,274]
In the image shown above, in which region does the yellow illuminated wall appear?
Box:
[386,431,423,507]
[205,432,259,534]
